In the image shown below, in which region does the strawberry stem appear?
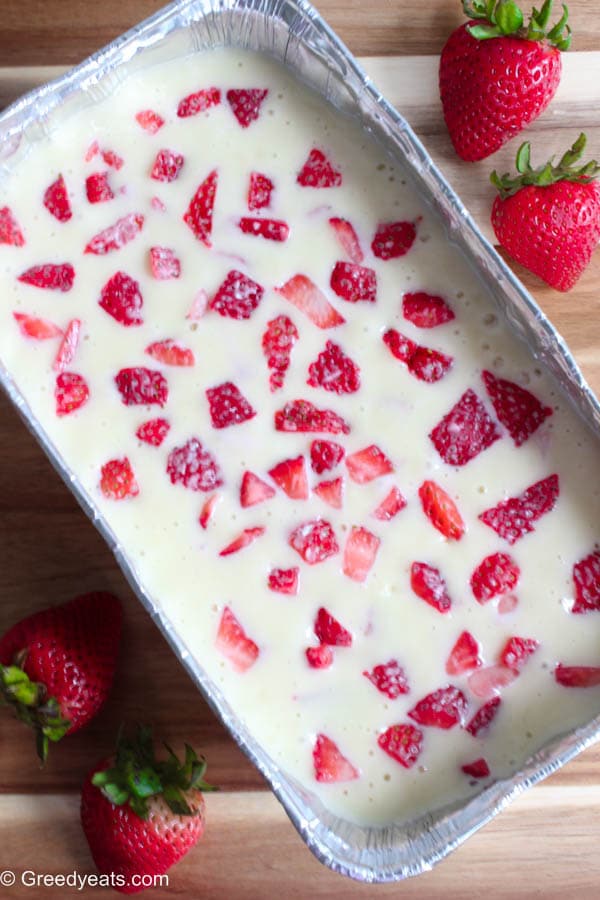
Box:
[0,659,70,763]
[464,0,571,47]
[491,133,600,198]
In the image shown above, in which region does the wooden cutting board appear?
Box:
[1,46,600,900]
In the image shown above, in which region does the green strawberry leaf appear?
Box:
[491,133,600,198]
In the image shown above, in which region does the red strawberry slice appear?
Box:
[55,372,89,417]
[86,172,114,204]
[371,221,417,260]
[289,519,339,564]
[98,271,143,326]
[468,665,517,700]
[373,486,407,521]
[149,246,181,280]
[206,381,256,429]
[146,339,194,367]
[114,367,168,407]
[238,217,289,242]
[211,269,264,320]
[479,474,559,545]
[13,312,62,340]
[219,527,265,557]
[262,315,299,392]
[470,552,520,604]
[216,606,259,672]
[0,207,25,246]
[571,547,600,613]
[364,659,410,699]
[151,148,185,183]
[383,329,417,364]
[418,480,465,540]
[408,685,468,729]
[465,697,501,737]
[410,562,452,613]
[166,438,223,492]
[499,636,539,672]
[402,291,455,328]
[240,471,276,508]
[84,140,99,162]
[461,758,490,779]
[430,389,501,466]
[43,175,72,222]
[314,607,352,646]
[346,445,394,484]
[84,213,144,255]
[313,734,358,782]
[343,526,380,582]
[136,418,170,447]
[377,724,423,769]
[135,109,165,133]
[53,318,81,373]
[18,263,75,292]
[328,217,363,263]
[100,457,139,500]
[183,170,217,244]
[383,329,453,383]
[330,261,376,303]
[226,89,268,128]
[482,369,553,447]
[297,149,342,188]
[306,645,333,669]
[314,477,343,509]
[101,149,123,170]
[269,455,309,500]
[307,340,360,394]
[248,172,273,211]
[268,567,299,595]
[199,493,219,530]
[274,399,350,435]
[275,274,345,329]
[446,631,482,676]
[554,664,600,688]
[310,439,344,474]
[177,87,220,117]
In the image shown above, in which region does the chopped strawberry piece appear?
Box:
[314,607,352,646]
[418,480,465,540]
[382,329,416,364]
[306,645,333,669]
[268,567,299,595]
[446,631,482,676]
[274,400,350,435]
[13,312,62,340]
[262,315,299,392]
[166,437,223,492]
[18,263,74,292]
[136,417,170,446]
[53,318,81,373]
[211,269,264,320]
[364,659,409,698]
[471,552,521,604]
[378,724,423,768]
[343,526,380,582]
[206,381,256,429]
[461,758,490,779]
[177,87,221,117]
[55,372,89,417]
[479,474,559,545]
[410,562,452,613]
[100,457,139,500]
[297,149,342,188]
[468,665,517,700]
[328,217,363,263]
[373,486,407,521]
[241,471,276,508]
[114,367,168,407]
[269,455,309,500]
[571,547,600,613]
[383,329,453,383]
[248,172,273,211]
[43,175,72,222]
[409,685,468,729]
[151,148,185,183]
[330,261,376,303]
[371,221,416,260]
[465,697,501,737]
[145,339,194,367]
[498,593,519,614]
[313,734,359,783]
[482,369,553,447]
[216,606,259,672]
[99,271,143,326]
[86,171,114,204]
[183,170,217,244]
[135,109,165,133]
[314,477,343,509]
[199,493,219,529]
[85,213,144,255]
[149,246,181,280]
[346,445,394,484]
[555,664,600,688]
[310,439,344,474]
[238,217,289,242]
[187,288,209,321]
[0,207,25,246]
[275,274,345,329]
[430,389,501,466]
[226,89,268,127]
[402,291,455,328]
[101,149,123,170]
[84,140,99,162]
[307,340,360,394]
[219,527,265,557]
[289,519,339,565]
[499,636,539,672]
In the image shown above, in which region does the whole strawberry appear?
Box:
[81,727,213,893]
[491,133,600,291]
[440,0,571,162]
[0,591,122,761]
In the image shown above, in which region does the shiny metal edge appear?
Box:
[1,0,599,883]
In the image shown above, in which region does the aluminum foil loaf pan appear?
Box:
[1,0,600,883]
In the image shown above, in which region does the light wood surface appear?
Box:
[1,2,600,897]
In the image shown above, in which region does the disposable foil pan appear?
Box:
[1,0,599,883]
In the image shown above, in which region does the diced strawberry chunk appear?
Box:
[306,645,333,669]
[145,339,194,367]
[274,400,350,435]
[314,477,343,509]
[373,486,407,521]
[55,372,89,417]
[289,520,339,565]
[499,636,539,673]
[498,593,519,615]
[18,263,75,292]
[86,171,114,204]
[241,471,276,508]
[314,607,352,646]
[408,685,468,729]
[0,207,25,246]
[215,606,259,672]
[465,697,501,737]
[571,547,600,613]
[84,140,99,162]
[468,665,517,700]
[418,480,465,540]
[307,340,360,394]
[151,148,185,183]
[101,149,124,170]
[297,149,342,188]
[177,87,221,117]
[328,217,363,263]
[226,89,268,128]
[247,172,273,211]
[268,567,299,595]
[199,493,219,530]
[310,439,344,474]
[149,246,181,280]
[114,367,168,407]
[382,329,417,364]
[402,291,455,328]
[461,758,490,779]
[219,527,265,557]
[135,109,165,133]
[211,269,264,320]
[99,271,143,326]
[183,170,217,244]
[313,734,359,783]
[383,329,453,383]
[43,175,72,222]
[85,213,144,255]
[343,526,380,582]
[479,474,559,545]
[136,417,170,447]
[377,724,423,768]
[13,312,62,340]
[187,288,209,321]
[430,389,501,466]
[470,552,521,604]
[346,445,394,484]
[371,221,416,259]
[166,438,223,492]
[482,369,553,447]
[446,631,482,676]
[262,315,298,392]
[410,562,452,613]
[554,664,600,688]
[275,274,345,329]
[53,318,81,373]
[330,261,376,303]
[100,457,139,500]
[238,217,289,242]
[206,381,256,429]
[364,659,410,698]
[269,455,308,500]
